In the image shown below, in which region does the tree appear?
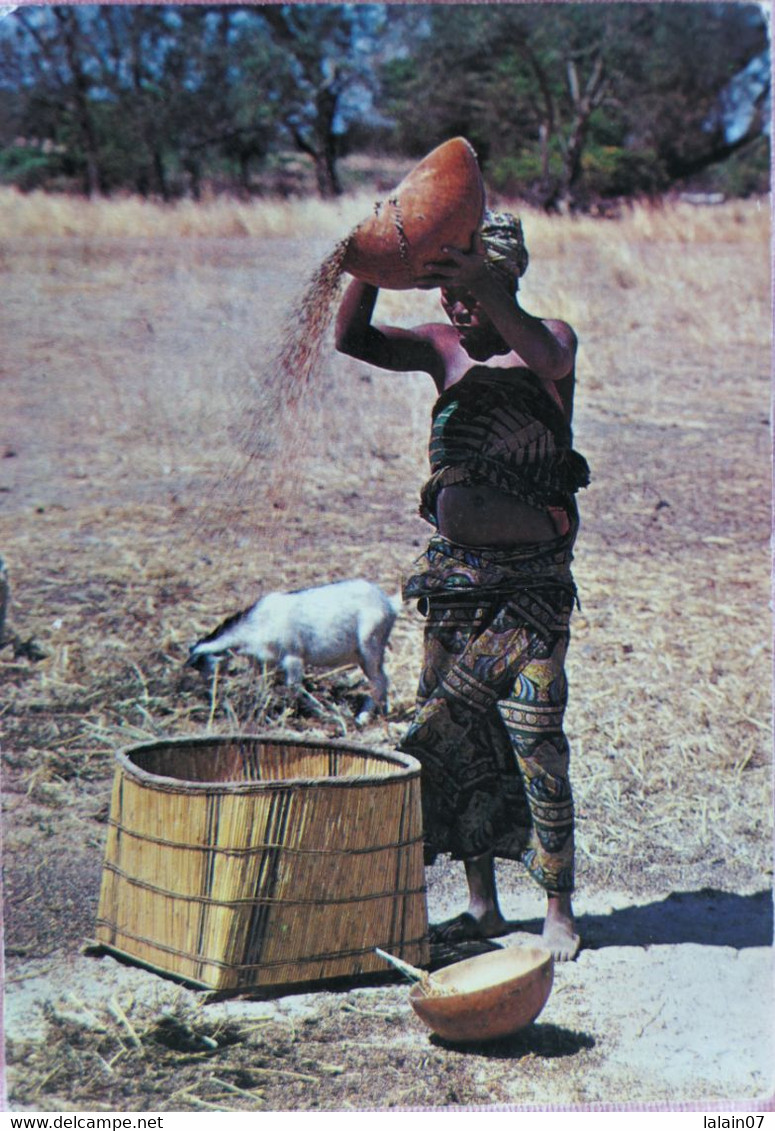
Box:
[0,3,768,205]
[2,5,278,198]
[2,4,390,200]
[381,2,769,209]
[249,5,387,198]
[612,2,769,184]
[95,5,273,199]
[380,4,620,207]
[8,5,105,195]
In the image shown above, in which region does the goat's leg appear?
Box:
[281,654,331,720]
[356,644,390,727]
[280,654,304,695]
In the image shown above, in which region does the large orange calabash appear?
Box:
[342,137,485,290]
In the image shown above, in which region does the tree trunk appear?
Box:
[312,76,343,198]
[313,146,341,198]
[557,53,608,211]
[54,7,102,197]
[517,43,560,210]
[560,114,591,206]
[153,150,169,202]
[293,127,342,200]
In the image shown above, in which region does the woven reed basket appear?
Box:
[96,734,429,992]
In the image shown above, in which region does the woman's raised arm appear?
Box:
[335,279,444,377]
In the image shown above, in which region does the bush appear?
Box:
[580,145,669,199]
[683,136,771,198]
[0,146,64,192]
[487,149,559,198]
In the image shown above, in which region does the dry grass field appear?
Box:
[1,180,772,1113]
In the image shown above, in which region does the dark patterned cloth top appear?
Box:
[419,365,590,524]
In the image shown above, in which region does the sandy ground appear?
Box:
[4,879,773,1110]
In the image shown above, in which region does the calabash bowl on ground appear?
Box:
[409,944,554,1044]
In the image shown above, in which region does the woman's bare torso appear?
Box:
[436,484,564,546]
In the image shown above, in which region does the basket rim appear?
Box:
[114,732,422,792]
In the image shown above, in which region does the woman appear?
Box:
[335,212,589,960]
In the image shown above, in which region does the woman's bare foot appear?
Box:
[542,893,580,961]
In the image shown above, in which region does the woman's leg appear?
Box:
[401,595,537,865]
[462,851,506,934]
[401,589,579,955]
[499,631,579,959]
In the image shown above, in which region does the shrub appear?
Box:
[0,146,65,192]
[580,145,669,199]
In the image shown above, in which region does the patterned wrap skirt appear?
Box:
[399,521,579,894]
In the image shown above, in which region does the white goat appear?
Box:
[186,578,402,725]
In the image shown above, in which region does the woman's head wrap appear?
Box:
[480,210,529,291]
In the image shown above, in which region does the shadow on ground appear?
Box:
[429,890,774,965]
[430,1021,596,1060]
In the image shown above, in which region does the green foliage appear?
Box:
[0,2,769,207]
[487,150,559,197]
[0,145,62,191]
[580,145,669,199]
[382,2,769,207]
[686,135,771,198]
[487,141,669,203]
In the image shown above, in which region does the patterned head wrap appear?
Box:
[480,210,529,291]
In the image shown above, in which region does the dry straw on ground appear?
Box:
[1,187,770,890]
